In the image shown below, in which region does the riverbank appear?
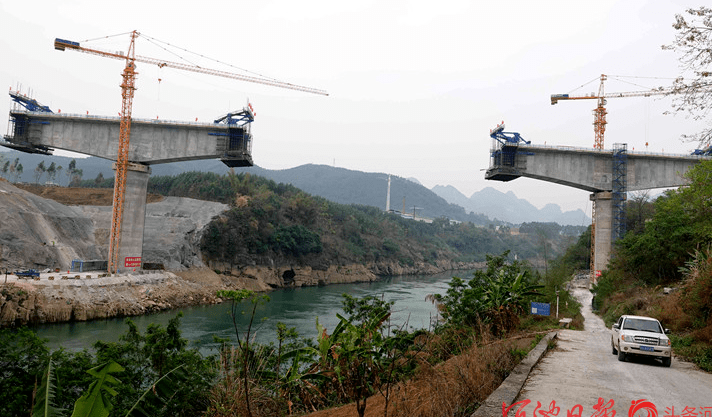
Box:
[0,261,482,327]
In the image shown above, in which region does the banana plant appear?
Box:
[32,357,65,417]
[70,361,124,417]
[34,360,187,417]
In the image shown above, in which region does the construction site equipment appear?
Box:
[4,90,54,154]
[692,145,712,156]
[15,269,39,278]
[9,90,52,113]
[54,31,328,274]
[487,121,532,181]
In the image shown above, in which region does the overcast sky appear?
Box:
[1,0,707,220]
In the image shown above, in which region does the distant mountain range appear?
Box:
[431,185,590,226]
[0,150,589,225]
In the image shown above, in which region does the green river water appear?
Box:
[33,270,475,355]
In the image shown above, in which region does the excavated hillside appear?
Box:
[2,180,226,271]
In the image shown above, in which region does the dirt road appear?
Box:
[514,284,712,416]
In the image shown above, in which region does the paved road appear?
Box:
[514,283,712,417]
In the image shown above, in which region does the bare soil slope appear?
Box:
[15,183,164,206]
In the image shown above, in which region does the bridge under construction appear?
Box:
[486,123,711,280]
[3,90,254,273]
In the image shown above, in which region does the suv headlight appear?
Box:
[659,338,671,346]
[621,334,631,342]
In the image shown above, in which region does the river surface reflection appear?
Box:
[34,269,475,355]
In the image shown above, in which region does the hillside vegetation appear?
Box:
[593,159,712,370]
[141,171,580,270]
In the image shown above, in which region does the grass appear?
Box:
[305,332,544,417]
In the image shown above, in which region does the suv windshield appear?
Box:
[622,318,662,333]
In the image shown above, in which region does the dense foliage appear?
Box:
[433,252,541,334]
[0,316,215,417]
[594,160,712,369]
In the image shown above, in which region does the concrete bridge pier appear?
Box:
[591,191,612,278]
[114,163,150,273]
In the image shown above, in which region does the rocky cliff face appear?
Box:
[0,264,385,327]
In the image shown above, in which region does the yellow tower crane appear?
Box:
[54,31,328,274]
[551,74,674,150]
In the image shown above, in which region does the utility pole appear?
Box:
[556,289,560,319]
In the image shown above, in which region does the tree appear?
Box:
[92,315,214,417]
[1,159,9,179]
[46,162,57,184]
[34,161,46,184]
[214,290,271,417]
[9,158,20,182]
[433,251,541,334]
[95,172,105,186]
[0,327,50,416]
[663,7,712,147]
[56,166,63,186]
[626,190,654,235]
[16,163,24,183]
[70,169,84,187]
[67,159,76,185]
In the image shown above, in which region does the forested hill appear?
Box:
[144,171,580,271]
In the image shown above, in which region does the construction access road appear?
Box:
[514,283,712,417]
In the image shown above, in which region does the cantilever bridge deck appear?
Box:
[4,110,253,167]
[486,142,710,192]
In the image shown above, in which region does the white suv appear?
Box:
[611,315,672,367]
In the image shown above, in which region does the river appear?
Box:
[34,270,475,355]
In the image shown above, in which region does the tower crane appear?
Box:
[54,31,328,274]
[550,74,674,150]
[551,74,676,283]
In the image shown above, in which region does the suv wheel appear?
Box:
[661,357,671,367]
[611,341,618,355]
[618,349,626,362]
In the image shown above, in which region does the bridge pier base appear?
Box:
[590,191,613,279]
[113,162,150,273]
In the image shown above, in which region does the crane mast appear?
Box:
[55,31,327,274]
[108,31,138,275]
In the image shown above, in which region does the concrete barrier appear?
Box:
[471,331,557,417]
